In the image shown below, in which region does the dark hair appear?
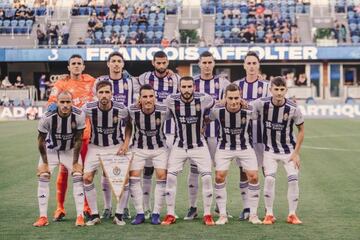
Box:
[68,54,83,64]
[96,80,112,92]
[139,84,154,96]
[244,51,260,62]
[179,76,194,85]
[199,51,214,59]
[271,76,286,87]
[107,51,124,62]
[225,83,241,96]
[153,51,167,60]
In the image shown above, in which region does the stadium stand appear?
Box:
[0,0,50,35]
[70,0,177,45]
[342,0,360,43]
[203,0,309,44]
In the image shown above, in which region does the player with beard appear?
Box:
[94,51,140,220]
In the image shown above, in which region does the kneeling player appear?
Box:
[33,91,86,227]
[210,84,262,225]
[121,84,169,225]
[82,81,130,226]
[252,77,304,225]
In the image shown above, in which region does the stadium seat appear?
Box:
[95,31,103,40]
[351,35,360,43]
[104,25,112,32]
[26,20,33,27]
[146,31,154,39]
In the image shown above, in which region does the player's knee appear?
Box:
[156,169,167,180]
[83,173,93,184]
[215,172,226,183]
[265,175,276,184]
[246,171,258,183]
[130,170,141,177]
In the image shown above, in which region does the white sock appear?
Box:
[248,182,260,216]
[130,177,144,214]
[187,164,199,208]
[239,181,249,209]
[101,175,112,210]
[287,174,299,215]
[143,167,153,211]
[153,179,166,214]
[165,172,178,216]
[38,176,50,217]
[215,182,227,216]
[84,183,98,215]
[116,184,129,214]
[72,175,84,217]
[264,175,276,216]
[201,173,213,216]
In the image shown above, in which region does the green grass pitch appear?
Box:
[0,119,359,240]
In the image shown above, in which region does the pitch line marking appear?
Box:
[306,134,360,139]
[302,145,360,152]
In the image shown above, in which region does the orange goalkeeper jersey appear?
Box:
[48,74,95,140]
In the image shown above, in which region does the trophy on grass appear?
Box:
[99,153,133,202]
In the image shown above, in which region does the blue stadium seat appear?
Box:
[223,30,231,38]
[18,20,25,27]
[95,31,103,40]
[3,20,10,27]
[129,31,137,38]
[26,20,33,27]
[155,31,163,39]
[146,31,154,39]
[103,31,111,39]
[104,25,112,32]
[114,19,122,25]
[11,20,18,27]
[104,19,113,26]
[351,35,360,43]
[349,23,357,32]
[121,25,129,32]
[215,30,223,37]
[113,25,121,33]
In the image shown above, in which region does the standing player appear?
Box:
[48,54,95,221]
[121,84,170,225]
[138,51,180,218]
[252,77,304,225]
[82,81,130,226]
[33,91,86,227]
[161,76,215,226]
[185,51,230,220]
[94,51,140,220]
[209,84,261,225]
[233,51,270,220]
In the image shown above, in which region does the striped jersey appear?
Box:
[252,97,304,154]
[38,107,86,151]
[94,71,140,107]
[209,104,253,150]
[165,92,214,149]
[82,100,129,147]
[194,74,230,137]
[233,78,271,143]
[128,103,170,150]
[138,71,180,134]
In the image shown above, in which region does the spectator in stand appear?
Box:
[37,25,47,45]
[60,23,70,45]
[138,14,148,25]
[1,76,13,88]
[137,29,146,44]
[94,18,104,32]
[110,0,118,13]
[296,73,307,86]
[232,8,240,18]
[265,29,274,43]
[223,8,231,18]
[170,38,179,47]
[119,34,127,45]
[76,37,85,45]
[88,13,98,31]
[161,37,170,47]
[291,25,300,43]
[214,36,224,46]
[282,28,291,43]
[129,37,137,45]
[111,33,119,45]
[15,75,25,88]
[39,74,47,100]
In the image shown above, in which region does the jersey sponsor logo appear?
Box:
[179,116,198,124]
[265,121,285,131]
[55,133,74,140]
[139,129,158,137]
[96,127,116,134]
[113,95,126,103]
[223,127,243,135]
[156,91,170,100]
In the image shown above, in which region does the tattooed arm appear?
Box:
[37,132,50,175]
[72,130,84,173]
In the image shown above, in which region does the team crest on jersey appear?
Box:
[195,104,201,111]
[71,121,76,129]
[156,118,161,126]
[283,113,289,121]
[215,82,219,89]
[241,117,246,124]
[113,116,118,124]
[258,87,263,95]
[123,83,128,90]
[113,166,121,176]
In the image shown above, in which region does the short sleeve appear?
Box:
[77,111,86,130]
[38,116,50,134]
[204,93,215,109]
[293,106,304,126]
